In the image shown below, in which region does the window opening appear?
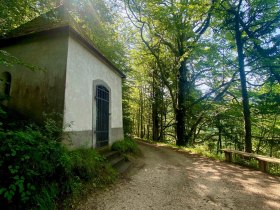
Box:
[0,72,11,96]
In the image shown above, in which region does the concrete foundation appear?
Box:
[63,130,93,148]
[110,127,124,145]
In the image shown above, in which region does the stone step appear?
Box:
[110,155,126,169]
[104,151,120,161]
[102,150,132,174]
[116,161,132,174]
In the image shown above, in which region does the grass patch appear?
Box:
[60,149,117,209]
[233,155,280,175]
[268,164,280,176]
[138,140,223,160]
[179,146,224,160]
[233,155,259,170]
[69,148,117,184]
[111,138,140,155]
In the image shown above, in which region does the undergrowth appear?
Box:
[111,138,140,155]
[233,156,280,176]
[142,140,224,160]
[179,145,224,160]
[0,106,117,210]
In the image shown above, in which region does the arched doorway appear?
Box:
[95,85,110,147]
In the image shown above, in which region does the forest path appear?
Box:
[77,142,280,210]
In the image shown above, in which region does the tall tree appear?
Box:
[0,0,57,35]
[218,0,280,152]
[125,0,217,146]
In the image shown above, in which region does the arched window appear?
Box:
[0,72,11,96]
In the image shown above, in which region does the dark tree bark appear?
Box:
[217,116,222,154]
[137,107,140,137]
[234,6,252,153]
[140,88,144,138]
[152,103,160,141]
[147,123,150,140]
[176,59,188,146]
[186,114,203,144]
[152,70,160,141]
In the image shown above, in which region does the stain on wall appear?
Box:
[0,31,68,123]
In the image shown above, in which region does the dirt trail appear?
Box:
[77,142,280,210]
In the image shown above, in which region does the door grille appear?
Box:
[96,85,109,147]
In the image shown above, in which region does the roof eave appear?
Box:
[0,25,126,79]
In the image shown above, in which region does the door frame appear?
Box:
[92,80,111,148]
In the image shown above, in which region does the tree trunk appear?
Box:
[269,141,273,157]
[186,115,203,145]
[152,70,160,141]
[234,11,252,153]
[137,107,140,137]
[152,103,159,141]
[140,88,144,139]
[147,123,150,140]
[143,124,146,139]
[216,115,222,154]
[176,59,188,146]
[160,87,166,142]
[217,126,222,154]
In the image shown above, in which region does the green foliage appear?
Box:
[42,113,64,140]
[124,0,216,145]
[268,164,280,176]
[31,184,59,210]
[67,0,128,72]
[122,0,280,157]
[0,128,70,209]
[233,156,259,170]
[111,138,140,155]
[233,155,280,176]
[0,50,43,71]
[0,0,56,36]
[0,111,117,209]
[176,144,223,160]
[69,148,117,183]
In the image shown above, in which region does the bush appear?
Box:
[0,128,71,209]
[111,138,139,154]
[0,113,117,209]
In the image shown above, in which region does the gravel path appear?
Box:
[77,142,280,210]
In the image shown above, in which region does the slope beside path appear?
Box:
[77,142,280,210]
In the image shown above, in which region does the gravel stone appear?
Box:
[77,143,280,210]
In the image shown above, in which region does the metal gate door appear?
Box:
[96,85,109,147]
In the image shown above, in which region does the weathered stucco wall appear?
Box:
[0,31,68,123]
[64,35,123,148]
